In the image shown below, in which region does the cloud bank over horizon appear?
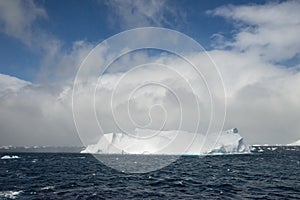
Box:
[0,0,299,146]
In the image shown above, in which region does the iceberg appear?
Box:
[289,139,300,146]
[0,191,22,199]
[81,128,250,155]
[1,155,20,159]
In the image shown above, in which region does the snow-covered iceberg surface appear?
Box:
[289,139,300,146]
[81,128,250,155]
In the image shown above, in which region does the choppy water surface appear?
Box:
[1,152,300,199]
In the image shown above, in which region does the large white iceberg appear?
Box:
[81,128,249,155]
[289,139,300,146]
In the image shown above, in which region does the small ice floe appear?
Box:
[0,191,22,199]
[1,155,20,159]
[41,186,54,190]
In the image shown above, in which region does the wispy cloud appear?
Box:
[208,1,300,62]
[104,0,186,29]
[0,0,95,83]
[0,0,47,47]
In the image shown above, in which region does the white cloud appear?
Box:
[0,0,47,47]
[0,74,31,94]
[0,74,79,146]
[208,50,300,144]
[206,1,300,144]
[0,0,93,83]
[104,0,185,29]
[209,1,300,62]
[0,50,219,146]
[37,40,95,83]
[1,1,300,147]
[1,44,300,146]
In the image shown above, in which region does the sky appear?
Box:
[0,0,300,146]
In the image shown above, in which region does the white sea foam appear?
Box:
[1,155,20,159]
[41,186,54,190]
[0,191,22,199]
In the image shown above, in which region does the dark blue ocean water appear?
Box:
[1,152,300,199]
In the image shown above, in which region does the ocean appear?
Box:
[1,152,300,199]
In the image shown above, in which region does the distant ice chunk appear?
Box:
[81,128,250,155]
[1,155,20,159]
[0,191,22,199]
